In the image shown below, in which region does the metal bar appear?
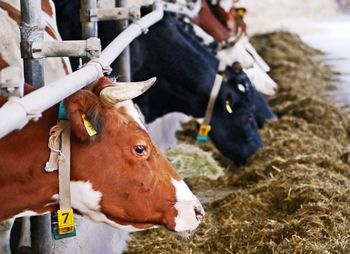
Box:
[0,1,163,139]
[30,216,53,254]
[93,7,128,21]
[80,0,98,39]
[20,0,44,89]
[20,0,53,253]
[31,38,101,58]
[115,0,130,82]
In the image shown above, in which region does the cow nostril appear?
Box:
[194,205,204,221]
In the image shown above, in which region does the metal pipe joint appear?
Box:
[80,6,140,22]
[29,37,101,59]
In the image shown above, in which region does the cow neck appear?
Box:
[202,74,224,125]
[0,105,59,221]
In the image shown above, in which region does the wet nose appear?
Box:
[194,204,205,221]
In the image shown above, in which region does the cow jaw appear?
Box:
[171,179,204,236]
[70,181,152,232]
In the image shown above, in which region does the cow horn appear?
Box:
[99,77,156,105]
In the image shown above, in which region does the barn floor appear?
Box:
[124,32,350,254]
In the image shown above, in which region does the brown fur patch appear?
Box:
[0,1,21,23]
[91,77,114,96]
[0,55,9,69]
[60,58,70,75]
[41,0,53,16]
[45,24,57,39]
[193,0,229,41]
[0,0,54,22]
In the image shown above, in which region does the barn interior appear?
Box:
[1,0,350,253]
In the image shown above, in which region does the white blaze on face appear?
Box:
[244,63,278,96]
[115,100,147,131]
[217,42,255,69]
[219,0,234,12]
[171,179,204,232]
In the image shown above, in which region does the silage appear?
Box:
[166,143,225,180]
[125,32,350,254]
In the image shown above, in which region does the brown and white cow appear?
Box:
[193,0,230,42]
[0,1,72,252]
[0,77,204,236]
[0,0,204,248]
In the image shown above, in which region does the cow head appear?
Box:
[64,77,204,236]
[226,62,277,128]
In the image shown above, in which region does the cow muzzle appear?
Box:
[171,179,205,237]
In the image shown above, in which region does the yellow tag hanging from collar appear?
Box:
[82,114,97,136]
[226,100,233,114]
[57,209,75,234]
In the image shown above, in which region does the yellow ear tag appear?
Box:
[237,9,246,17]
[82,114,97,136]
[226,100,233,114]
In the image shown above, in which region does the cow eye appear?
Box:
[134,145,146,155]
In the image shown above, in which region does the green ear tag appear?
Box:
[226,100,233,114]
[82,114,97,136]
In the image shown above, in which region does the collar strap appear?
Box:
[56,120,72,211]
[202,74,223,125]
[197,74,223,142]
[45,120,72,210]
[46,103,75,238]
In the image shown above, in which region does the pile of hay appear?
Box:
[125,32,350,253]
[166,143,225,180]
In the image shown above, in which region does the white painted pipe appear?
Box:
[0,1,164,139]
[98,0,163,67]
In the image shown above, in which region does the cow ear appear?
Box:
[64,90,104,142]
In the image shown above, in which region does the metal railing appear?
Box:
[0,1,164,139]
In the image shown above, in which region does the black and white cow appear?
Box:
[53,3,274,165]
[130,13,267,165]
